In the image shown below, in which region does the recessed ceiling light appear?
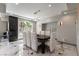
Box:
[48,4,52,7]
[16,3,19,5]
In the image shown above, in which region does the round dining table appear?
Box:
[37,34,50,54]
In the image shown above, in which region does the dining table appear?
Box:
[37,34,50,54]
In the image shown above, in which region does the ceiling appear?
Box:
[6,3,68,21]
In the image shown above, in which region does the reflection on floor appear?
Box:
[0,39,78,56]
[0,40,23,56]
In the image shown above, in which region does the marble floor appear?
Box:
[23,41,77,56]
[0,39,78,56]
[0,39,23,56]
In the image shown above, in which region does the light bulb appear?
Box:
[48,4,52,7]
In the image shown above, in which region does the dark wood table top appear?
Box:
[37,34,50,42]
[37,34,50,39]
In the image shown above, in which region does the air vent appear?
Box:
[33,10,40,15]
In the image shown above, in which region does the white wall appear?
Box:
[36,16,58,34]
[76,5,79,55]
[0,17,8,34]
[76,16,79,55]
[0,4,6,13]
[0,3,7,34]
[0,20,7,34]
[56,14,76,44]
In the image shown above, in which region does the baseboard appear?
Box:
[57,41,76,46]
